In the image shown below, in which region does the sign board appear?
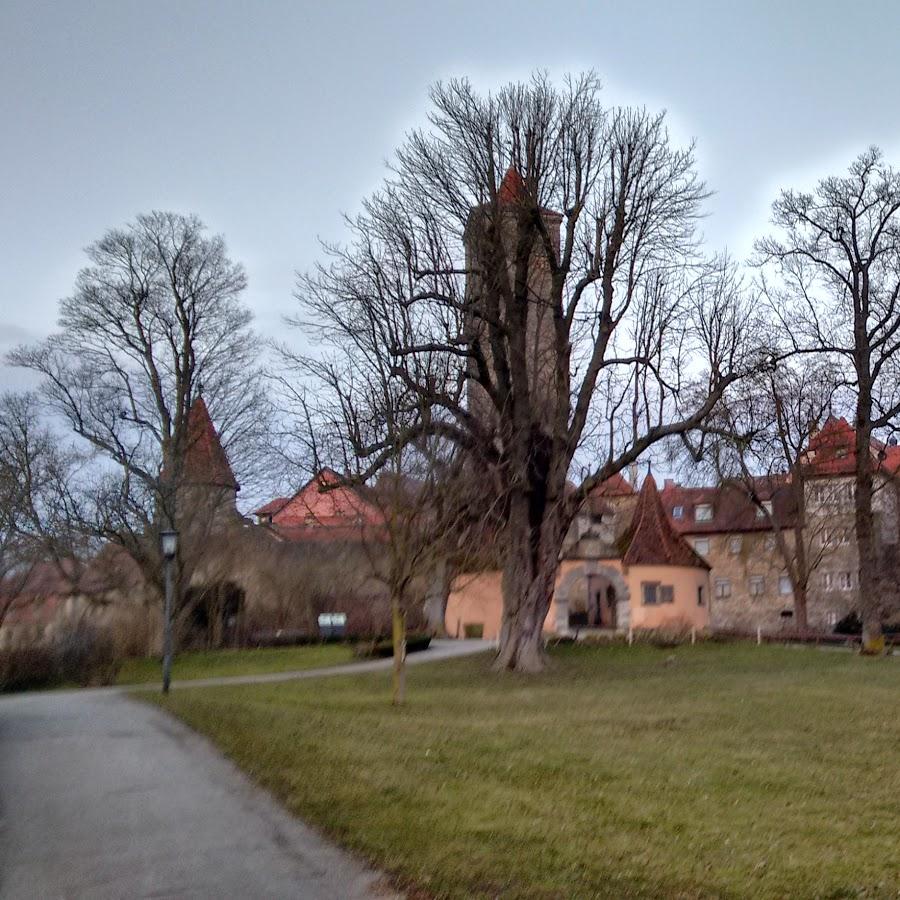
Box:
[317,613,347,627]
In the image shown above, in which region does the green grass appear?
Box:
[117,642,354,684]
[150,643,900,898]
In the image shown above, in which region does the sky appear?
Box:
[3,0,900,392]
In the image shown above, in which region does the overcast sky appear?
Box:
[3,0,900,390]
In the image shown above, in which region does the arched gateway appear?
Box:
[554,562,630,635]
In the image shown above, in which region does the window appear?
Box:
[715,578,732,599]
[778,575,792,596]
[756,500,773,519]
[749,575,765,597]
[672,505,684,519]
[821,528,850,547]
[695,503,713,522]
[826,610,838,627]
[694,538,710,556]
[839,482,854,503]
[839,571,853,591]
[729,535,742,554]
[764,535,777,551]
[822,571,834,591]
[697,585,705,606]
[811,483,829,505]
[642,582,674,605]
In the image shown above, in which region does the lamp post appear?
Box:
[160,529,178,694]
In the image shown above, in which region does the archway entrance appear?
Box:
[555,563,629,635]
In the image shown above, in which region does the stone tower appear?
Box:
[462,167,563,433]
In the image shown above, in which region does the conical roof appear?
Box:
[182,397,239,490]
[497,166,527,205]
[622,475,708,569]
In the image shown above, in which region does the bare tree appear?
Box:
[694,361,841,632]
[0,392,87,629]
[294,74,760,671]
[755,148,900,650]
[8,212,269,646]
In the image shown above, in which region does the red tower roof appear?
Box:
[622,475,709,569]
[183,397,239,490]
[497,166,527,205]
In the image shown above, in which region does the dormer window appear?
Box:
[695,503,713,522]
[756,500,773,519]
[672,505,684,519]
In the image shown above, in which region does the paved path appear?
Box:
[0,639,491,898]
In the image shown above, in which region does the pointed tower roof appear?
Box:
[183,396,239,491]
[622,475,708,569]
[497,166,527,205]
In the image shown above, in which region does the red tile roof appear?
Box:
[591,472,635,497]
[183,397,239,490]
[622,476,709,569]
[660,477,797,535]
[497,166,527,205]
[251,496,291,518]
[253,469,384,537]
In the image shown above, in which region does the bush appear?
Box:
[463,623,484,639]
[632,619,699,648]
[0,644,60,693]
[0,621,122,693]
[55,621,122,687]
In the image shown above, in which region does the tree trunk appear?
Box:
[494,495,563,673]
[855,413,884,654]
[391,597,407,706]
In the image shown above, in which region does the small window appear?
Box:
[697,585,705,606]
[778,575,792,596]
[694,538,710,556]
[659,585,674,604]
[695,503,713,522]
[839,571,853,591]
[714,578,731,599]
[764,534,776,551]
[749,575,765,597]
[756,500,773,520]
[729,535,742,554]
[825,610,838,627]
[822,571,834,591]
[672,505,684,519]
[642,582,660,605]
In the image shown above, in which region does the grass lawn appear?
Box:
[116,642,354,684]
[150,643,900,898]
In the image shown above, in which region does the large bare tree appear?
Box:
[9,212,269,639]
[755,148,900,650]
[294,74,760,671]
[692,361,841,632]
[0,392,87,629]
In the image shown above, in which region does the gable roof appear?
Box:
[183,397,239,490]
[253,469,385,540]
[622,475,709,569]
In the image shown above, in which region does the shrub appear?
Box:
[463,623,484,639]
[55,621,122,686]
[0,643,60,693]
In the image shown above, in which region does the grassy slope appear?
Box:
[117,643,354,684]
[150,643,900,898]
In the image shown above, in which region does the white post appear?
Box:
[628,626,634,646]
[757,626,762,646]
[691,626,696,646]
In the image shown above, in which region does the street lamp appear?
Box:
[160,529,178,694]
